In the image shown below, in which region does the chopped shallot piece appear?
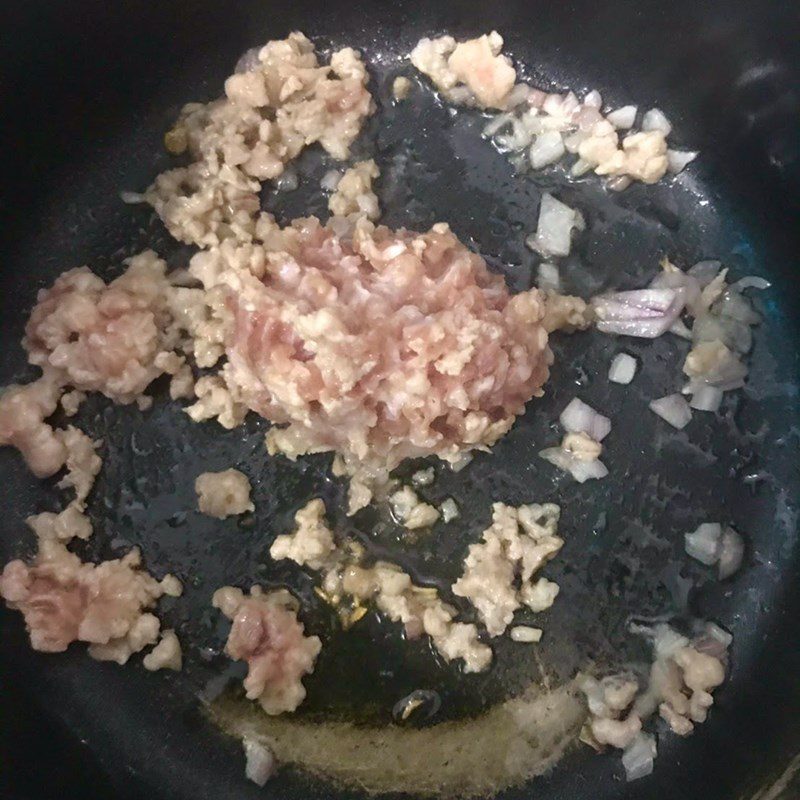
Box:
[685,523,722,565]
[667,149,698,174]
[539,446,608,483]
[591,289,684,338]
[527,193,585,258]
[718,527,744,579]
[560,397,611,441]
[649,394,692,429]
[243,738,276,786]
[608,353,637,384]
[642,108,672,136]
[622,732,657,781]
[689,386,723,412]
[606,105,637,129]
[536,262,561,293]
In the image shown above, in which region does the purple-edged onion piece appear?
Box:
[591,289,685,338]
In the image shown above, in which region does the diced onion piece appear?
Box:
[527,193,584,258]
[622,732,657,782]
[687,260,722,288]
[684,341,749,389]
[642,108,672,136]
[592,289,684,338]
[669,319,693,340]
[606,105,637,129]
[440,497,459,523]
[571,157,593,177]
[510,625,543,643]
[649,394,692,429]
[667,149,698,174]
[608,353,637,384]
[274,166,298,192]
[715,289,761,325]
[530,131,566,168]
[692,313,752,354]
[560,397,611,441]
[320,170,342,191]
[506,83,532,109]
[703,621,733,650]
[235,47,262,74]
[718,526,744,579]
[651,624,690,658]
[536,262,561,294]
[607,175,632,192]
[692,621,733,660]
[120,190,146,204]
[685,522,722,565]
[483,112,515,138]
[689,386,723,412]
[733,276,771,291]
[243,738,275,786]
[583,89,603,108]
[539,447,608,482]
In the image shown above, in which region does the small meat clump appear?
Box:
[0,516,180,661]
[195,468,255,519]
[23,251,179,405]
[410,32,519,109]
[212,585,322,714]
[208,217,550,507]
[146,32,374,248]
[0,371,67,477]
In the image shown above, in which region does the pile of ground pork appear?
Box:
[189,217,553,511]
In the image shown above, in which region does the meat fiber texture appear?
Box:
[192,216,552,508]
[145,32,374,248]
[212,585,322,715]
[0,516,181,663]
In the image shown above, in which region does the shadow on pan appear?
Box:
[1,0,799,799]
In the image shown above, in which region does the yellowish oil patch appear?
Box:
[211,679,585,797]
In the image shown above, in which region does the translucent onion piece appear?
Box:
[622,732,657,781]
[667,149,698,174]
[689,386,723,412]
[734,275,771,291]
[642,108,672,136]
[560,397,611,441]
[608,353,637,384]
[536,262,561,294]
[687,260,722,288]
[685,522,722,565]
[718,526,744,579]
[539,447,608,483]
[243,738,275,786]
[649,394,692,429]
[529,131,566,168]
[527,193,585,258]
[606,105,637,129]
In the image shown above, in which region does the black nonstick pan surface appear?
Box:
[1,1,799,798]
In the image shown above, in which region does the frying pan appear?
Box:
[1,0,799,798]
